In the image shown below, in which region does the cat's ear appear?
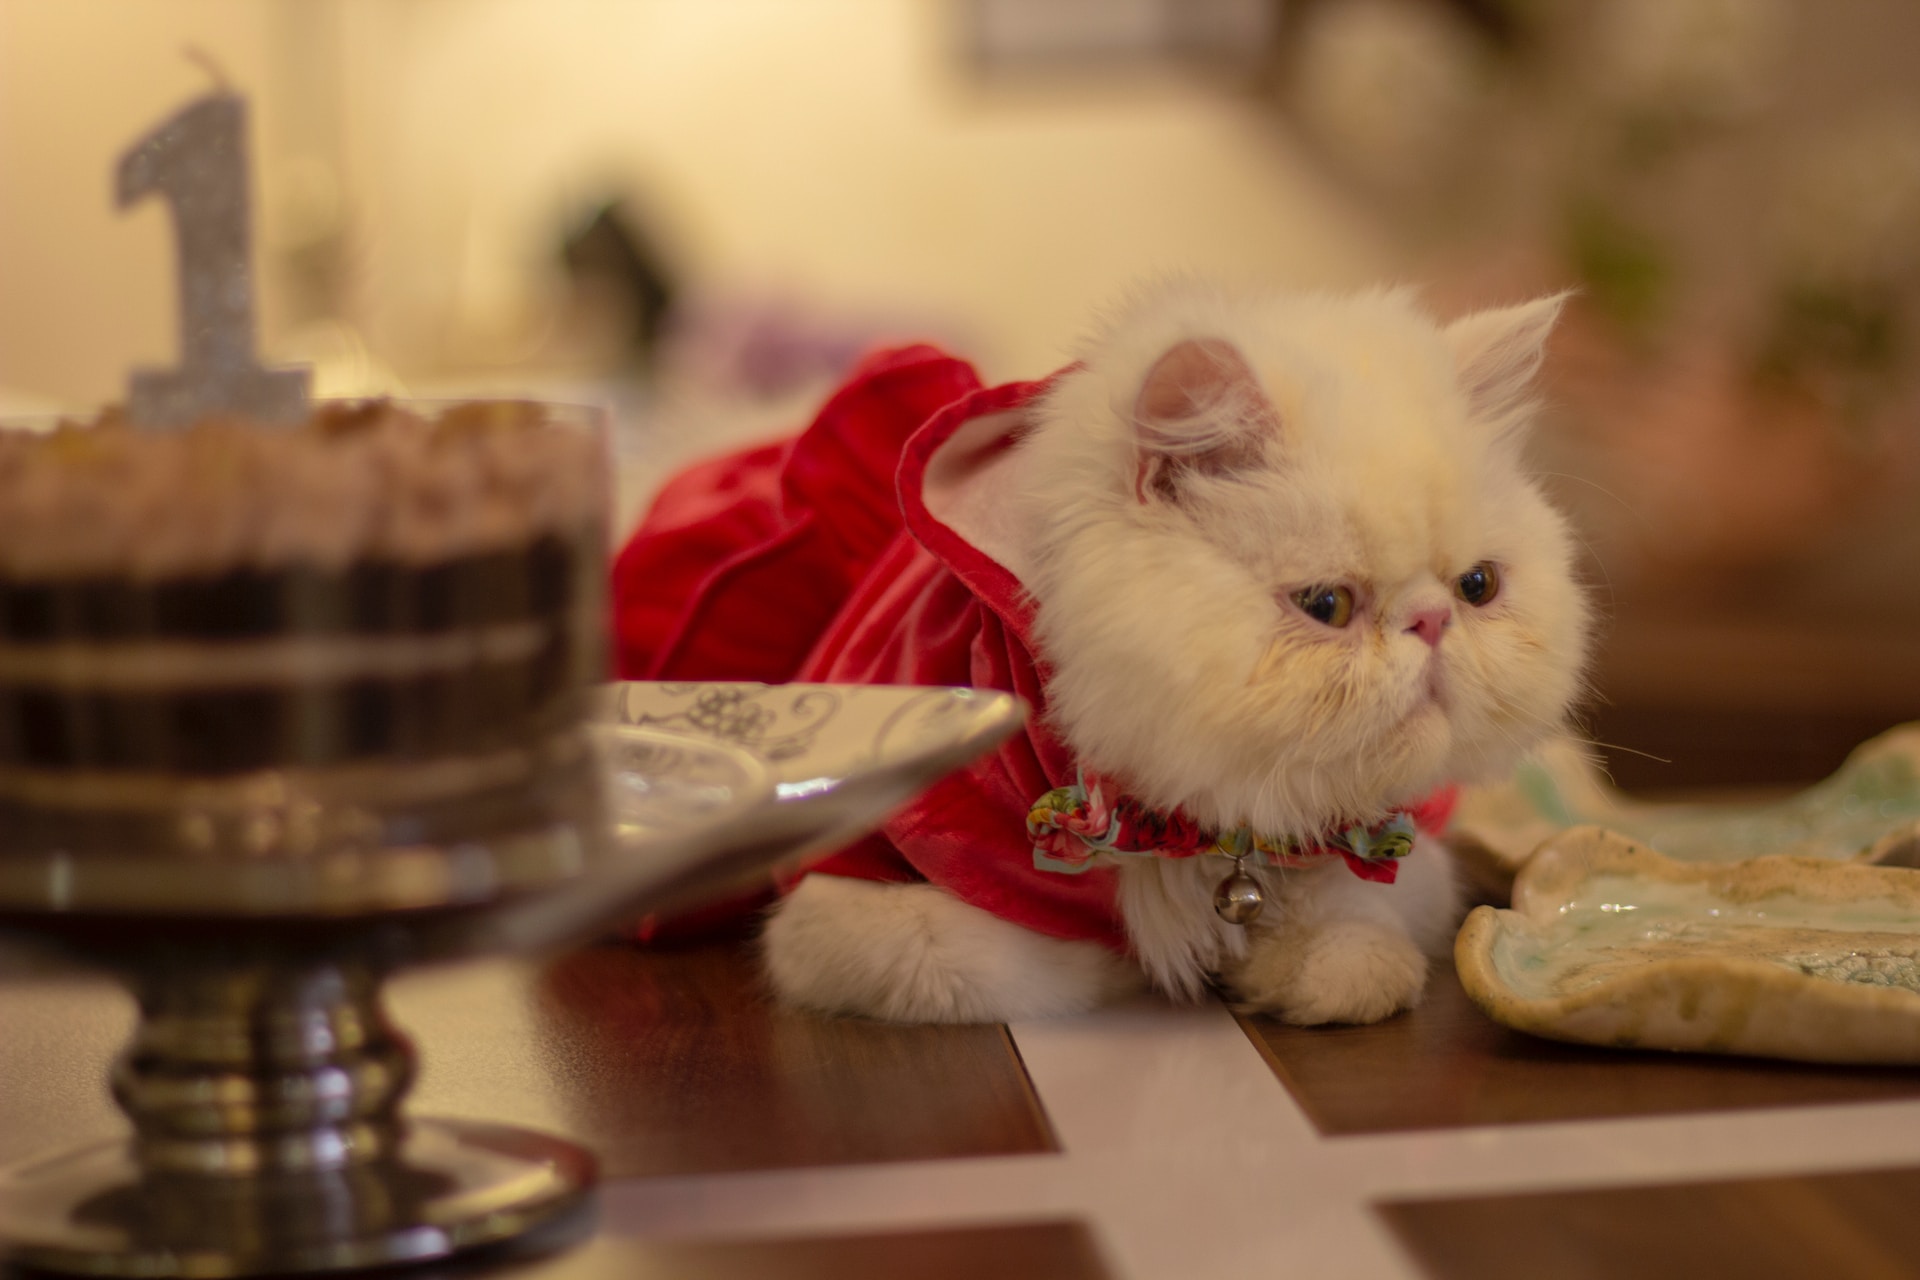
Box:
[1131,337,1278,503]
[1444,293,1568,435]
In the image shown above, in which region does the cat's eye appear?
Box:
[1455,562,1501,607]
[1293,584,1355,628]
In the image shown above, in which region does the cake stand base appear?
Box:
[0,1119,596,1277]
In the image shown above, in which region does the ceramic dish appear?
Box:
[1447,724,1920,899]
[589,681,1026,919]
[1455,827,1920,1064]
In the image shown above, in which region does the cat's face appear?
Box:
[1023,286,1590,835]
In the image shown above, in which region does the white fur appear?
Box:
[764,875,1141,1023]
[763,282,1590,1025]
[1217,833,1461,1024]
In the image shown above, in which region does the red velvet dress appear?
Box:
[613,345,1127,949]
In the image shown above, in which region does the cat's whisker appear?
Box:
[1535,471,1650,524]
[1565,735,1672,766]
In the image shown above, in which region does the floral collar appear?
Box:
[1026,771,1457,885]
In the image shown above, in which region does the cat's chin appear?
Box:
[1211,741,1456,836]
[1400,686,1448,729]
[1383,699,1454,770]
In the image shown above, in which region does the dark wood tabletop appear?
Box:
[7,920,1920,1280]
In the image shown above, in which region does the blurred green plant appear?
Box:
[1564,197,1670,338]
[1756,282,1903,436]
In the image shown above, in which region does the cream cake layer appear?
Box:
[0,399,603,580]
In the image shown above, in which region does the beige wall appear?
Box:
[1,0,1394,404]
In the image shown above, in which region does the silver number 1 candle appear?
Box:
[117,91,310,428]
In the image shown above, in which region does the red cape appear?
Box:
[613,345,1126,949]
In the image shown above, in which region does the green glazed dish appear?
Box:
[1456,828,1920,1065]
[1448,724,1920,899]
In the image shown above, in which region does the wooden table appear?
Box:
[6,916,1920,1280]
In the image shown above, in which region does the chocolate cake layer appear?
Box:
[0,536,577,641]
[0,632,582,772]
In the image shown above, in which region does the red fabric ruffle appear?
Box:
[614,345,1124,948]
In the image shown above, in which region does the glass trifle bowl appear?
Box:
[0,398,765,1276]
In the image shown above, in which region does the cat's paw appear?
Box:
[1224,919,1429,1026]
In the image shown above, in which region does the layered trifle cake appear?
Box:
[0,399,607,861]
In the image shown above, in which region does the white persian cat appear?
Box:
[764,284,1591,1025]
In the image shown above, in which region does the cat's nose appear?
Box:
[1405,607,1450,650]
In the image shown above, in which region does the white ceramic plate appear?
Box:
[1455,827,1920,1064]
[387,682,1024,959]
[1448,724,1920,899]
[598,723,773,843]
[589,681,1027,917]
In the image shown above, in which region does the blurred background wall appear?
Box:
[0,0,1392,406]
[4,0,1920,787]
